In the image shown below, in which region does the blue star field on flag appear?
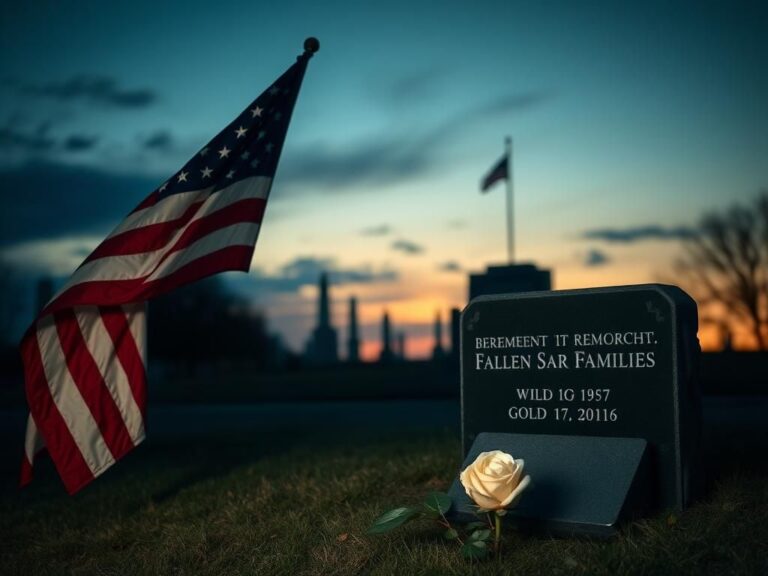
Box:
[155,58,307,200]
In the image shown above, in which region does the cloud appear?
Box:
[142,130,173,151]
[0,160,157,246]
[382,67,548,117]
[12,75,157,108]
[383,89,551,163]
[63,134,98,152]
[391,239,424,255]
[360,224,391,236]
[471,91,551,118]
[280,138,433,190]
[438,260,462,272]
[581,225,697,243]
[1,235,102,275]
[447,219,467,229]
[237,257,399,294]
[278,88,550,194]
[0,122,54,152]
[386,68,446,103]
[583,249,610,267]
[0,118,98,155]
[421,90,552,148]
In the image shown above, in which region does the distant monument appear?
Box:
[378,311,394,363]
[450,307,461,358]
[432,311,445,360]
[719,321,734,352]
[304,273,338,365]
[469,263,551,300]
[266,333,289,370]
[397,331,407,361]
[347,296,360,363]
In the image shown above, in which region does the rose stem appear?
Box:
[494,512,502,556]
[438,510,464,546]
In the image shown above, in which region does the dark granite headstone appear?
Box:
[460,284,701,513]
[448,432,650,538]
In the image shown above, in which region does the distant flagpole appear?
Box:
[480,137,514,264]
[505,136,514,264]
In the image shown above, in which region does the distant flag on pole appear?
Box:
[20,39,320,494]
[480,153,509,193]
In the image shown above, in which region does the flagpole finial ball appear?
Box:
[304,37,320,54]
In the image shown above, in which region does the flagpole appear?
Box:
[505,136,514,264]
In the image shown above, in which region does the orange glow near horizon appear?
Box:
[292,251,760,360]
[359,334,436,362]
[355,320,738,362]
[343,289,758,360]
[353,316,747,361]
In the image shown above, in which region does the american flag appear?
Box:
[480,152,509,193]
[20,42,317,494]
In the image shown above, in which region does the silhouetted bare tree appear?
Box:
[676,191,768,349]
[0,260,23,347]
[0,260,25,385]
[148,276,270,373]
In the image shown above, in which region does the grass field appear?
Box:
[2,424,767,576]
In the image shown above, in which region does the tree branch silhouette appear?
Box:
[675,191,768,349]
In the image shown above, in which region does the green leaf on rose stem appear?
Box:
[423,492,452,515]
[461,540,489,560]
[469,529,492,542]
[443,528,459,540]
[367,507,420,535]
[465,521,487,531]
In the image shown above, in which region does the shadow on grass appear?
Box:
[1,398,766,576]
[2,396,765,518]
[143,434,306,504]
[701,417,768,494]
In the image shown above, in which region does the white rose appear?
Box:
[459,450,531,511]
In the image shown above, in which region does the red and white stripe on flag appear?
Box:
[20,45,314,493]
[21,303,147,493]
[20,175,272,494]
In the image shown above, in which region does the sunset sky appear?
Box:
[1,1,766,357]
